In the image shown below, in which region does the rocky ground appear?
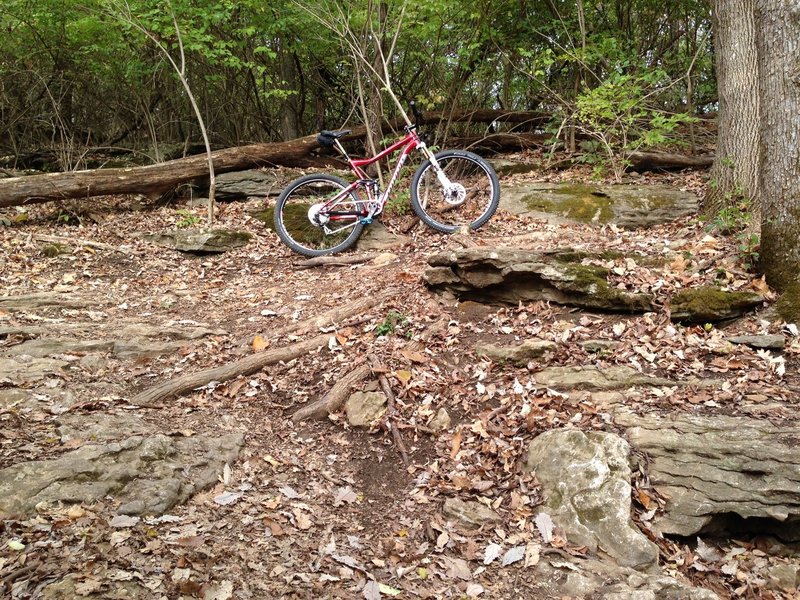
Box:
[1,157,799,599]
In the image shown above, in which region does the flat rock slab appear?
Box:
[531,555,718,599]
[670,286,764,323]
[441,497,502,530]
[475,338,557,365]
[0,432,244,517]
[56,412,151,443]
[617,411,800,540]
[425,247,654,312]
[533,365,688,391]
[524,429,659,570]
[0,356,69,384]
[728,334,785,349]
[4,337,194,360]
[0,292,92,310]
[139,229,252,253]
[501,182,697,228]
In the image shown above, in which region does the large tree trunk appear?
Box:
[756,0,800,291]
[704,0,760,214]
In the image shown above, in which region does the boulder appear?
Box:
[345,391,387,427]
[356,222,410,252]
[0,432,244,517]
[424,248,654,312]
[617,411,800,540]
[214,169,286,200]
[523,429,659,570]
[428,408,452,432]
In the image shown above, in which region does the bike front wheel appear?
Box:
[410,150,500,233]
[273,174,365,257]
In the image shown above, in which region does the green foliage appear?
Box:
[175,209,201,228]
[376,311,407,336]
[704,197,760,270]
[574,72,696,181]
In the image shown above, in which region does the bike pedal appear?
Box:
[360,217,373,224]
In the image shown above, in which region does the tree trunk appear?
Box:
[756,0,800,291]
[704,0,760,215]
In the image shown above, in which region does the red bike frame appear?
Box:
[322,129,422,221]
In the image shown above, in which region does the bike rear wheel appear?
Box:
[410,150,500,233]
[273,174,365,257]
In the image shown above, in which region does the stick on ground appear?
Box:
[368,354,410,466]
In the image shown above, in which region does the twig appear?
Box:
[294,253,378,269]
[290,362,371,422]
[368,354,410,466]
[27,233,135,255]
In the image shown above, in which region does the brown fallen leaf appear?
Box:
[252,335,270,352]
[450,429,462,459]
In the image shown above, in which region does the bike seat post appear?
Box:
[333,138,351,161]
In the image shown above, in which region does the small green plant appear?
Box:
[384,189,411,216]
[574,71,695,182]
[175,209,201,228]
[376,311,407,336]
[704,196,759,269]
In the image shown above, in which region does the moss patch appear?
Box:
[39,243,69,257]
[775,283,800,324]
[523,184,615,223]
[671,286,763,323]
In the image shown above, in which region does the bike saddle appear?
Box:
[317,129,352,147]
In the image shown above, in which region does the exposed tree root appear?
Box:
[290,362,372,422]
[369,354,410,467]
[294,253,378,270]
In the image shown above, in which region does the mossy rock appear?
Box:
[139,228,252,253]
[775,283,800,324]
[40,243,69,257]
[670,286,764,323]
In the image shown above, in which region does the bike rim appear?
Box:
[416,156,496,228]
[278,179,362,252]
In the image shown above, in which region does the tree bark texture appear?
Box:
[705,0,760,214]
[756,0,800,291]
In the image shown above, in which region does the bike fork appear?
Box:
[418,143,452,188]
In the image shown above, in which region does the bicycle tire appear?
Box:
[273,173,365,257]
[410,150,500,233]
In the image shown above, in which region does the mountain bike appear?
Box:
[273,103,500,257]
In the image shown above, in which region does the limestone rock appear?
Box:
[670,286,764,323]
[56,412,150,443]
[356,222,410,252]
[215,169,286,200]
[582,339,620,354]
[532,365,679,391]
[0,291,89,310]
[428,408,452,432]
[424,247,654,312]
[0,356,69,384]
[441,497,502,529]
[487,158,538,176]
[139,228,252,253]
[617,411,800,540]
[728,334,785,349]
[500,182,697,228]
[524,429,659,570]
[345,391,387,427]
[530,555,719,599]
[0,432,244,517]
[476,338,557,365]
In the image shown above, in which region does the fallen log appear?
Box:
[627,151,713,170]
[0,109,547,208]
